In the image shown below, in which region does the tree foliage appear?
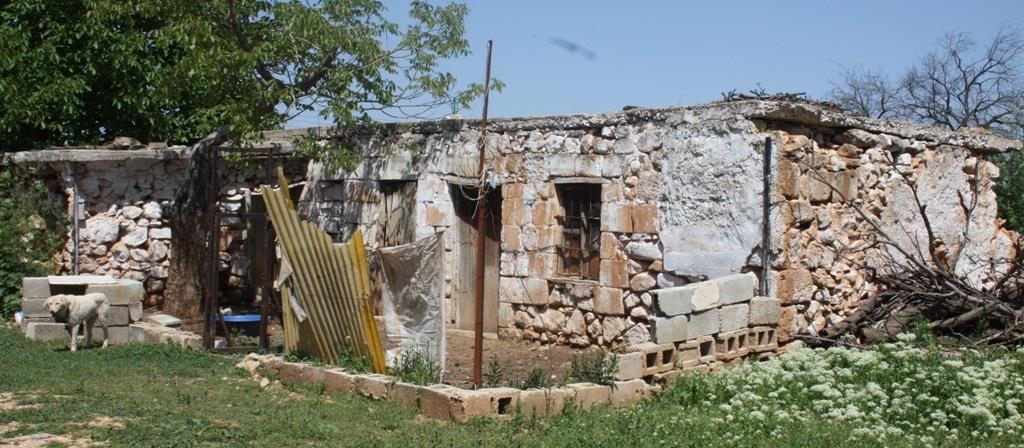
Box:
[0,163,64,318]
[0,0,483,151]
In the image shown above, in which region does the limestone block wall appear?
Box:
[44,154,306,307]
[290,100,1017,349]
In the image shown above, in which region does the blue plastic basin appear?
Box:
[221,314,264,337]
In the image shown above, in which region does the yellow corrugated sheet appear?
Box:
[262,169,386,373]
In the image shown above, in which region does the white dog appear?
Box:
[44,293,110,352]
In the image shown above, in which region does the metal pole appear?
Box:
[259,147,272,353]
[472,40,493,387]
[760,137,772,296]
[71,169,80,276]
[204,148,222,349]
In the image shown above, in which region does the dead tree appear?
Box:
[163,127,230,320]
[807,150,1024,346]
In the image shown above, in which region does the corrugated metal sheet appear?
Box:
[263,169,386,373]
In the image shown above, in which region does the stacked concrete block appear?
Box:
[626,342,675,377]
[646,272,783,371]
[21,276,144,345]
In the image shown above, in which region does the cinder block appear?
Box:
[685,309,720,340]
[749,296,781,325]
[715,273,756,304]
[719,303,749,333]
[610,379,649,408]
[25,322,66,341]
[627,342,675,376]
[567,382,611,410]
[20,298,50,317]
[129,323,146,343]
[749,326,778,353]
[389,382,421,408]
[518,389,549,417]
[85,280,143,305]
[85,326,133,345]
[651,315,688,344]
[105,306,133,326]
[300,365,326,386]
[652,286,692,316]
[324,369,355,395]
[484,387,521,417]
[715,329,751,361]
[546,387,573,416]
[675,340,700,368]
[21,277,51,299]
[354,374,391,400]
[653,370,680,386]
[420,385,492,421]
[614,352,645,380]
[687,281,720,311]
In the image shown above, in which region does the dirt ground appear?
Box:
[441,330,597,389]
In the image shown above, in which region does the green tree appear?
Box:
[0,0,482,151]
[0,163,65,318]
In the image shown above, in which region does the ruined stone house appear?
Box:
[10,100,1020,348]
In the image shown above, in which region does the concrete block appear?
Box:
[129,323,146,343]
[546,387,573,416]
[676,340,701,368]
[261,356,285,376]
[651,315,687,344]
[85,280,143,305]
[567,382,611,410]
[750,326,779,353]
[594,287,625,315]
[484,387,521,417]
[652,286,692,316]
[21,277,51,299]
[324,369,355,395]
[688,281,720,311]
[389,382,421,408]
[145,313,182,327]
[354,374,391,400]
[518,389,549,417]
[20,298,50,317]
[277,361,305,383]
[446,387,493,421]
[420,385,459,421]
[86,326,133,345]
[25,322,66,341]
[719,303,749,333]
[614,352,644,381]
[610,379,649,408]
[715,273,756,304]
[653,370,681,386]
[715,329,751,361]
[105,306,133,326]
[300,365,326,386]
[627,342,675,375]
[749,296,781,325]
[694,336,717,364]
[685,309,720,340]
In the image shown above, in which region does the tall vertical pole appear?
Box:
[760,137,772,296]
[472,40,493,387]
[71,171,80,276]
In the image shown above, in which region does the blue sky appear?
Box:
[287,1,1023,128]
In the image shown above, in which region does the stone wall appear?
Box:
[18,150,307,308]
[282,100,1017,349]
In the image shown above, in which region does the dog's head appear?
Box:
[44,295,71,321]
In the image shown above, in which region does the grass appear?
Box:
[1,326,1023,447]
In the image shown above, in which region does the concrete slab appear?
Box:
[145,313,182,327]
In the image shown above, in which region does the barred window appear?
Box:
[555,184,601,279]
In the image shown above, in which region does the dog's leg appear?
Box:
[85,317,95,348]
[69,323,80,352]
[100,317,109,349]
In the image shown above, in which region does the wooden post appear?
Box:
[472,40,493,387]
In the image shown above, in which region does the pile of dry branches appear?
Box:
[809,152,1023,347]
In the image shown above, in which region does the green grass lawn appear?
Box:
[1,326,1023,447]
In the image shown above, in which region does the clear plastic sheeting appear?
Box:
[378,232,446,380]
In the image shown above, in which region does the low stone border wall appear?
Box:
[236,354,665,421]
[128,322,204,349]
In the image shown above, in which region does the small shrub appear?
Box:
[508,367,550,390]
[391,346,437,386]
[568,350,618,386]
[484,355,503,387]
[336,342,372,373]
